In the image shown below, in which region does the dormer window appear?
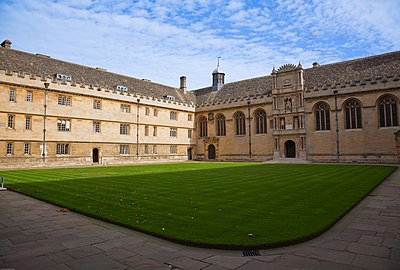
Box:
[114,85,128,92]
[164,95,175,101]
[54,74,72,81]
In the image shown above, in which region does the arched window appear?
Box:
[198,116,208,137]
[345,99,362,129]
[254,109,267,134]
[235,111,246,135]
[315,102,330,130]
[216,114,226,136]
[378,95,398,127]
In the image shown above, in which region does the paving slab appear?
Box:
[1,166,400,269]
[203,255,251,269]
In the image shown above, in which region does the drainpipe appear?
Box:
[42,82,49,162]
[334,90,340,162]
[136,98,140,159]
[247,101,252,159]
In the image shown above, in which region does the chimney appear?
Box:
[180,76,187,94]
[1,40,12,49]
[312,62,320,68]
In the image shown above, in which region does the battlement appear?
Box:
[304,74,400,98]
[0,69,195,112]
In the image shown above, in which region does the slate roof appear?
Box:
[191,76,273,105]
[1,44,399,107]
[0,47,189,103]
[303,51,400,89]
[191,51,400,105]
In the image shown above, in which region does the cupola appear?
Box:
[212,57,225,91]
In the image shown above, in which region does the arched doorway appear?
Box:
[187,148,193,160]
[92,148,99,163]
[208,144,216,160]
[285,140,296,158]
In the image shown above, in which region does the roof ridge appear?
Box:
[304,50,400,71]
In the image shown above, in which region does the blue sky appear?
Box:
[1,0,399,90]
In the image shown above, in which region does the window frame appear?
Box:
[315,102,331,131]
[170,127,177,137]
[93,99,101,110]
[25,116,32,130]
[58,95,71,106]
[120,124,130,135]
[344,99,362,129]
[57,119,71,132]
[56,143,70,155]
[9,89,16,102]
[234,111,246,135]
[378,95,398,127]
[254,109,267,134]
[119,145,130,155]
[170,111,178,120]
[26,91,33,102]
[93,121,101,133]
[120,104,131,113]
[24,143,30,155]
[216,114,226,136]
[6,143,13,155]
[7,114,15,129]
[170,145,177,154]
[198,116,208,137]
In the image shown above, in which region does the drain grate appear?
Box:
[242,250,260,256]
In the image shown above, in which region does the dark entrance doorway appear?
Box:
[208,144,216,160]
[187,148,193,160]
[92,148,99,163]
[285,140,296,158]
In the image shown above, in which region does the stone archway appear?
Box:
[208,144,216,160]
[285,140,296,158]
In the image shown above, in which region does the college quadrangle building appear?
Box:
[1,39,400,167]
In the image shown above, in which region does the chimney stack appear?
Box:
[312,62,320,68]
[1,40,12,49]
[180,76,187,94]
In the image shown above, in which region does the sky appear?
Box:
[0,0,399,90]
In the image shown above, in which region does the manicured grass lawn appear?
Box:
[1,163,396,249]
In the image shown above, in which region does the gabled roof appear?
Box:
[0,47,189,103]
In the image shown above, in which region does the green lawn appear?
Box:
[1,163,396,249]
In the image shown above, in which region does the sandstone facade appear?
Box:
[1,41,399,167]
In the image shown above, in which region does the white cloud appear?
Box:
[0,0,399,90]
[226,0,244,11]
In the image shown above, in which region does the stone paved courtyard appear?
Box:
[1,167,400,270]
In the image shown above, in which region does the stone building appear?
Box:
[1,39,399,167]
